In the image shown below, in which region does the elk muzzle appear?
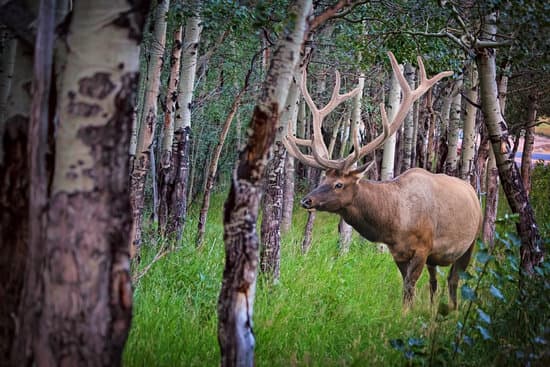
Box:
[301,196,314,210]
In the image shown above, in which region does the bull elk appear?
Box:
[283,52,482,309]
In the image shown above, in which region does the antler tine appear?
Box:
[299,68,330,162]
[309,70,362,170]
[282,135,326,170]
[341,51,452,171]
[294,67,362,171]
[320,70,362,117]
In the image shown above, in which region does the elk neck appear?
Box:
[337,178,401,244]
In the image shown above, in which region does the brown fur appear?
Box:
[302,167,482,309]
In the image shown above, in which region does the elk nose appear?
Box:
[301,197,312,209]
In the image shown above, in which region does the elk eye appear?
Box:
[334,182,344,189]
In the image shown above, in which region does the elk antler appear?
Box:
[283,51,453,172]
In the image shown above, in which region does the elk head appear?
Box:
[284,52,453,212]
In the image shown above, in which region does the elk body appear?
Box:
[284,52,482,308]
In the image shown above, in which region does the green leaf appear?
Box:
[476,251,492,264]
[461,284,477,301]
[477,308,491,324]
[476,325,492,340]
[489,285,505,301]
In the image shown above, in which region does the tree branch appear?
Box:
[474,40,513,48]
[310,0,356,32]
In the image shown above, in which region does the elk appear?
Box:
[283,52,482,309]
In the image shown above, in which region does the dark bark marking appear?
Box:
[68,101,102,117]
[79,72,116,99]
[112,0,149,44]
[236,103,279,182]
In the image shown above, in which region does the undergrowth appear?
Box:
[125,179,549,366]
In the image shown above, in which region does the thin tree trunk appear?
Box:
[411,83,420,167]
[262,70,300,278]
[187,124,204,207]
[425,90,437,171]
[0,31,26,362]
[476,12,543,273]
[482,148,499,247]
[130,0,169,259]
[401,63,415,172]
[445,78,462,176]
[218,2,310,365]
[460,63,478,181]
[166,5,202,240]
[260,141,286,280]
[14,1,146,365]
[151,142,159,223]
[197,68,251,248]
[521,95,538,195]
[1,35,33,367]
[158,25,183,235]
[295,98,307,179]
[301,169,320,254]
[339,72,365,253]
[11,0,56,363]
[435,82,453,172]
[281,85,300,233]
[381,64,402,180]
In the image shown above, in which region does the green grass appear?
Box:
[124,193,468,366]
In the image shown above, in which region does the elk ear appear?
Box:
[349,161,375,181]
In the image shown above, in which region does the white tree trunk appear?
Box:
[445,78,462,176]
[281,73,301,233]
[129,0,169,258]
[401,63,415,172]
[339,72,364,253]
[476,11,542,272]
[460,63,478,182]
[380,64,402,180]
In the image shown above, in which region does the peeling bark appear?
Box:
[476,12,543,273]
[281,87,299,232]
[218,1,311,364]
[130,0,169,259]
[13,1,146,365]
[165,2,202,240]
[482,149,499,248]
[381,65,402,180]
[459,63,478,182]
[262,71,300,277]
[260,140,285,280]
[521,95,538,195]
[158,24,183,235]
[435,82,453,173]
[445,78,462,176]
[401,63,415,172]
[339,72,365,252]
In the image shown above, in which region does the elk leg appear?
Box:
[427,265,438,304]
[448,242,475,309]
[400,253,428,308]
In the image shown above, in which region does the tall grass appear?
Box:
[124,193,464,366]
[125,185,549,366]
